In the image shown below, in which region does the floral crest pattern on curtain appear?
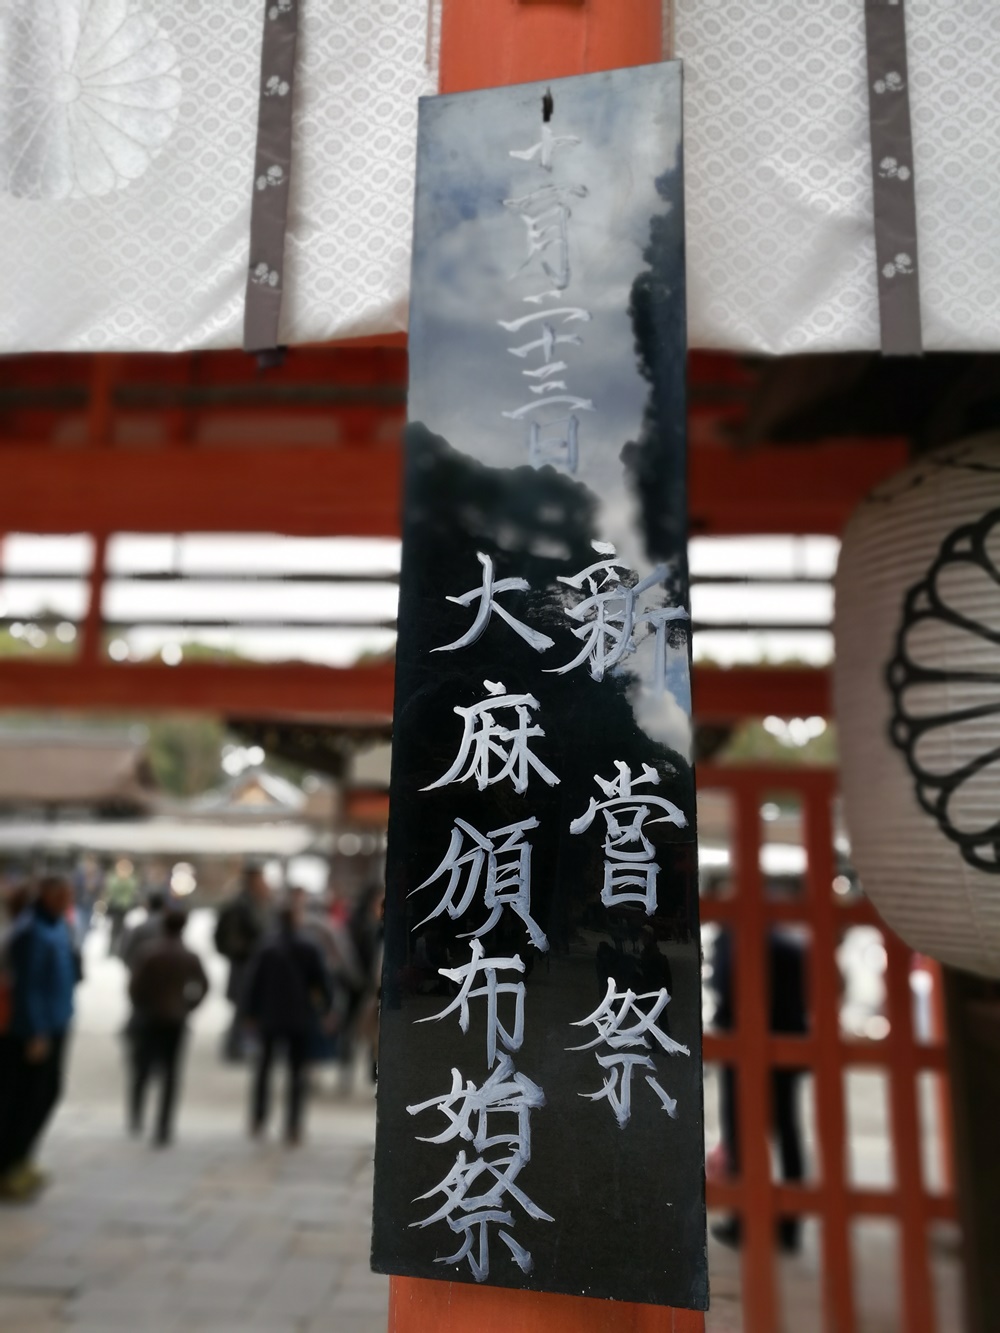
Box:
[0,0,437,351]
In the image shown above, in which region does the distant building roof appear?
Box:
[0,730,156,812]
[0,818,320,859]
[186,769,317,818]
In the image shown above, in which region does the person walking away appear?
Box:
[355,886,384,1085]
[0,883,32,1180]
[320,883,367,1091]
[242,895,332,1145]
[118,890,169,1096]
[104,858,139,957]
[0,877,77,1202]
[709,919,809,1253]
[335,882,384,1089]
[293,888,353,1071]
[0,883,32,1031]
[120,890,168,973]
[215,866,271,1061]
[128,908,208,1146]
[71,855,102,939]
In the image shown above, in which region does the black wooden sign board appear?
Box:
[371,63,707,1311]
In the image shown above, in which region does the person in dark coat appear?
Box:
[710,921,809,1253]
[128,908,209,1146]
[242,894,332,1145]
[121,890,168,973]
[214,865,271,1060]
[0,877,77,1202]
[104,858,139,957]
[71,855,102,939]
[0,882,32,1189]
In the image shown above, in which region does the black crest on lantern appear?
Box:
[887,506,1000,873]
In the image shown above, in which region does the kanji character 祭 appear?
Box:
[409,1146,553,1281]
[569,980,690,1128]
[408,1032,550,1279]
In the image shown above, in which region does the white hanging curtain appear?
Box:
[675,0,1000,354]
[0,0,438,352]
[6,2,1000,355]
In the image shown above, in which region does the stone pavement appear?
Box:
[0,1108,963,1333]
[0,915,964,1332]
[0,914,389,1333]
[0,1115,387,1333]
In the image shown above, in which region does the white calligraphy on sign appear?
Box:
[432,552,554,655]
[411,955,549,1279]
[569,980,690,1128]
[501,117,592,473]
[418,938,526,1068]
[509,122,580,173]
[408,1054,546,1153]
[549,543,688,683]
[503,182,588,293]
[413,816,549,951]
[410,1145,553,1281]
[423,680,560,795]
[570,761,687,915]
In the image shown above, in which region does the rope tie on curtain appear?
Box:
[243,0,300,355]
[864,0,923,355]
[662,0,675,58]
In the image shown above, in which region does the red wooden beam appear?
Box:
[694,665,829,719]
[0,345,407,390]
[439,0,661,94]
[704,1181,956,1224]
[804,782,856,1332]
[730,782,780,1329]
[687,438,908,536]
[0,660,397,721]
[0,444,401,537]
[389,1279,701,1333]
[702,1032,949,1073]
[0,660,827,722]
[0,438,904,538]
[0,347,408,446]
[883,933,936,1333]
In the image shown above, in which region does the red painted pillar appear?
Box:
[388,4,703,1330]
[80,355,120,667]
[390,1278,704,1333]
[439,0,664,94]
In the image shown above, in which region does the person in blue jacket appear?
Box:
[0,876,77,1202]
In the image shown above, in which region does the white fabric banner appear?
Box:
[0,0,437,352]
[676,0,1000,354]
[5,2,1000,355]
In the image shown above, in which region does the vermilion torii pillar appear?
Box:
[386,2,705,1329]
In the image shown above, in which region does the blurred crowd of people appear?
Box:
[213,866,384,1141]
[0,860,384,1203]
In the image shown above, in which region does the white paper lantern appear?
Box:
[834,434,1000,978]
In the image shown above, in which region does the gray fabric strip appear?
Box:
[243,0,299,354]
[864,0,923,356]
